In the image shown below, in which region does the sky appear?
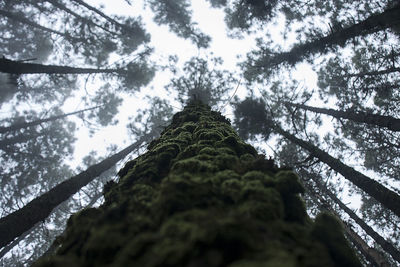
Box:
[65,0,371,215]
[68,0,319,169]
[2,0,399,264]
[65,0,365,211]
[67,0,255,166]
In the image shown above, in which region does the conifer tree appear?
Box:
[0,57,129,75]
[32,101,361,266]
[243,3,400,80]
[0,136,147,249]
[234,97,400,217]
[0,105,102,134]
[282,101,400,131]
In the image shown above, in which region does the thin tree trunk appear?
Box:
[344,67,400,78]
[310,173,400,264]
[0,188,104,259]
[254,4,400,70]
[0,132,44,150]
[0,105,103,134]
[71,0,127,32]
[302,177,390,266]
[45,0,116,35]
[285,102,400,131]
[343,222,389,267]
[0,222,42,259]
[0,57,125,75]
[71,0,146,37]
[272,123,400,217]
[0,9,81,42]
[0,137,146,249]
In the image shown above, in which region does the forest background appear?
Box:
[0,0,399,266]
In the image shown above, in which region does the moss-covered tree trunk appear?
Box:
[34,102,361,267]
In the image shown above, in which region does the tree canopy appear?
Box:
[1,0,399,265]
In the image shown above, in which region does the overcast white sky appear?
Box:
[68,0,319,169]
[58,0,399,221]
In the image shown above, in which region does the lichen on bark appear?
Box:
[33,101,361,267]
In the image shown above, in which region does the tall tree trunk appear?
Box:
[0,58,124,75]
[342,222,390,267]
[32,102,361,266]
[0,9,81,42]
[253,4,400,71]
[71,0,131,33]
[272,123,400,217]
[0,132,44,150]
[284,102,400,131]
[0,222,41,260]
[0,136,147,249]
[45,0,116,35]
[344,67,400,78]
[302,175,391,266]
[0,105,102,134]
[309,172,400,264]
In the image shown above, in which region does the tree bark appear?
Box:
[311,174,400,264]
[272,123,400,218]
[45,0,116,35]
[304,178,390,266]
[32,102,361,266]
[285,102,400,131]
[344,67,400,78]
[71,0,129,33]
[0,57,124,75]
[254,4,400,70]
[0,137,146,249]
[0,132,44,150]
[0,105,102,134]
[0,222,41,260]
[342,222,390,267]
[71,0,146,38]
[0,9,81,42]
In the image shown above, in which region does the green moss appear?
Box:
[33,256,78,267]
[121,156,159,183]
[221,178,244,203]
[195,129,224,142]
[171,123,196,136]
[216,147,237,156]
[275,171,305,196]
[83,224,126,264]
[152,141,180,156]
[34,102,361,267]
[312,213,362,267]
[199,147,219,156]
[237,197,283,221]
[117,160,137,178]
[177,144,206,160]
[239,153,255,163]
[282,194,307,223]
[198,139,218,146]
[239,142,258,156]
[214,170,241,183]
[195,153,215,161]
[182,121,197,132]
[242,171,275,188]
[214,154,239,170]
[130,183,155,204]
[242,171,267,182]
[66,208,102,227]
[171,158,218,173]
[103,180,120,205]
